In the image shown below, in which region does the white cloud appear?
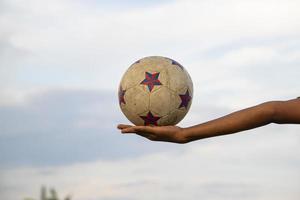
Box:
[1,0,300,94]
[1,1,300,200]
[1,124,300,200]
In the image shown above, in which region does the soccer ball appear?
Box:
[118,56,193,126]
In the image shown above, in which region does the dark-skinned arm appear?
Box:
[117,98,300,143]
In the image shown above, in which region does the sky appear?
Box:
[0,0,300,199]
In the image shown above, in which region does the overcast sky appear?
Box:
[1,0,300,200]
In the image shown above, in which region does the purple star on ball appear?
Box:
[118,86,126,105]
[140,111,161,126]
[179,89,191,109]
[140,72,162,92]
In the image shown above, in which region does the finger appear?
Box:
[120,126,160,141]
[122,126,155,134]
[117,124,133,129]
[121,126,141,133]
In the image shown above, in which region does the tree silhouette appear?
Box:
[24,186,71,200]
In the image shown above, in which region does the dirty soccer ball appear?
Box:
[118,56,193,126]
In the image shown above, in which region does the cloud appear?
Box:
[1,0,300,93]
[0,89,187,166]
[0,89,299,200]
[188,39,300,109]
[0,0,299,125]
[1,0,300,200]
[1,125,300,200]
[0,87,247,167]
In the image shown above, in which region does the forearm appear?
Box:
[118,98,299,143]
[183,101,277,142]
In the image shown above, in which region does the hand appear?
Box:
[117,124,188,143]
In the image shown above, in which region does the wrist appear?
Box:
[178,127,191,143]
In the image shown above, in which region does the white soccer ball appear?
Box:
[118,56,193,126]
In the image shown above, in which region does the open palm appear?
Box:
[117,124,187,143]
